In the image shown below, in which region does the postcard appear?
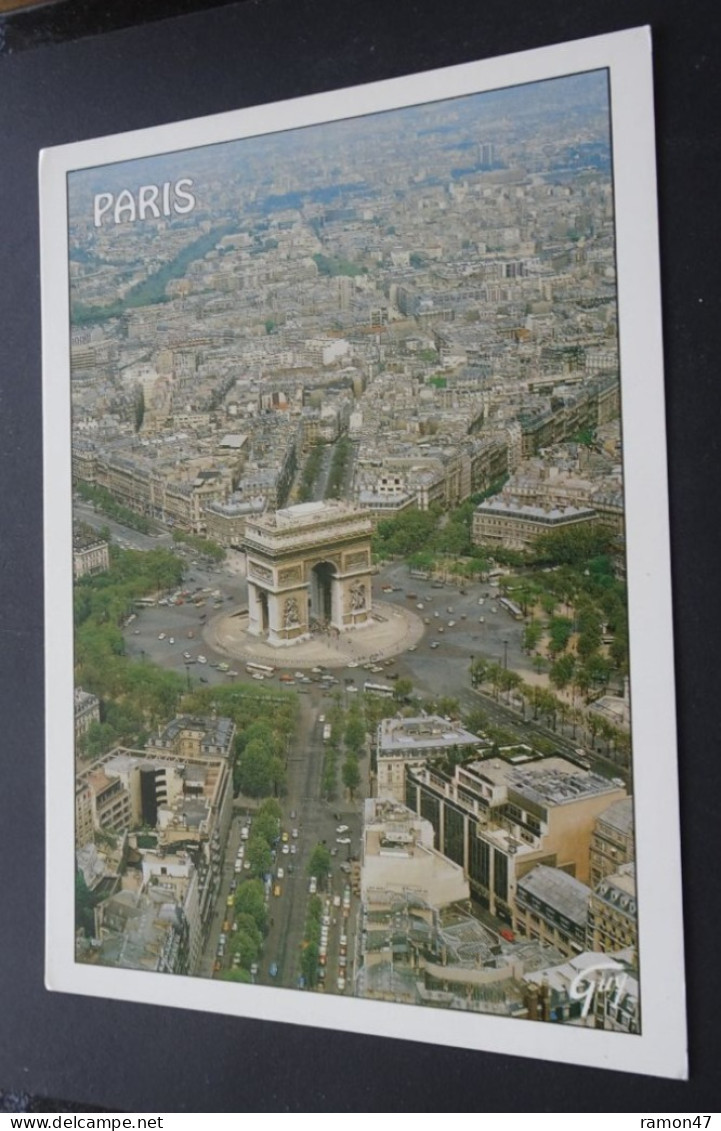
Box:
[40,26,686,1077]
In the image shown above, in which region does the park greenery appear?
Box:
[371,480,507,568]
[312,253,365,277]
[74,547,186,755]
[182,683,298,799]
[71,224,235,325]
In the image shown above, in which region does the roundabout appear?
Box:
[203,600,425,670]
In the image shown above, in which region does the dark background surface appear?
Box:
[0,0,719,1113]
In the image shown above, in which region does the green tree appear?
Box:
[548,616,574,657]
[394,677,413,701]
[308,843,332,881]
[301,941,319,987]
[234,880,267,933]
[230,928,261,968]
[342,755,361,799]
[245,836,273,878]
[550,653,576,692]
[134,388,145,432]
[236,739,277,797]
[344,714,366,754]
[218,968,252,983]
[522,621,543,653]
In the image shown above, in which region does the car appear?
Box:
[243,860,251,870]
[447,620,456,628]
[281,831,289,843]
[277,867,284,880]
[290,844,297,855]
[309,876,317,894]
[407,645,416,652]
[273,884,281,897]
[336,825,349,834]
[499,928,515,943]
[269,962,278,977]
[336,977,346,991]
[226,895,234,908]
[168,637,175,644]
[479,616,485,624]
[197,655,207,664]
[336,836,351,845]
[433,611,440,618]
[340,863,352,874]
[252,673,265,680]
[158,632,166,640]
[292,827,299,838]
[133,629,141,635]
[250,963,259,976]
[333,894,341,908]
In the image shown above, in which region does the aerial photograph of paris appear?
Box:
[69,67,639,1033]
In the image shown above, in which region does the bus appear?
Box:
[363,681,394,698]
[499,597,524,621]
[245,661,276,676]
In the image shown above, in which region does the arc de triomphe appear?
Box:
[242,501,374,647]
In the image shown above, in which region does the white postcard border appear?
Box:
[41,26,687,1078]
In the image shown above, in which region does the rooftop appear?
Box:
[517,864,591,927]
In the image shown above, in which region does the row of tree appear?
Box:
[76,480,152,534]
[470,659,631,767]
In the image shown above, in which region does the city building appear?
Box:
[587,863,637,961]
[376,715,488,802]
[472,497,597,552]
[513,864,591,958]
[74,687,100,744]
[406,754,626,922]
[73,528,110,580]
[589,797,635,887]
